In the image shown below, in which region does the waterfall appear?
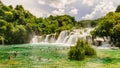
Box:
[30,36,43,43]
[67,35,78,44]
[56,30,69,43]
[63,36,69,43]
[30,28,111,46]
[30,36,38,43]
[30,28,93,45]
[50,34,56,43]
[37,36,43,42]
[30,28,112,48]
[44,35,50,43]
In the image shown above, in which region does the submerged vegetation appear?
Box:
[0,44,120,68]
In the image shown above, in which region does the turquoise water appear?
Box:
[0,44,70,68]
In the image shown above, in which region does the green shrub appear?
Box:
[68,39,96,60]
[68,47,85,60]
[85,46,96,56]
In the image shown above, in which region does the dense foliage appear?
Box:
[91,10,120,47]
[68,39,96,60]
[36,15,77,34]
[78,20,98,28]
[115,5,120,12]
[1,0,120,46]
[0,1,78,44]
[0,1,36,44]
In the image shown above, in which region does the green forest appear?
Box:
[0,1,97,44]
[92,5,120,47]
[0,1,120,47]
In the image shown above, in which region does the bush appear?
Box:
[68,39,96,60]
[85,46,96,56]
[68,47,85,60]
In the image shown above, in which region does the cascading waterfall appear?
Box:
[44,35,50,43]
[49,34,56,43]
[30,36,43,43]
[63,36,69,43]
[67,35,78,44]
[30,28,93,45]
[30,28,111,47]
[56,30,69,43]
[30,36,38,43]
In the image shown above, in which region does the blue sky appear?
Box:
[1,0,120,20]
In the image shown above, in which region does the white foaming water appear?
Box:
[30,28,95,46]
[49,35,55,43]
[63,36,69,43]
[56,30,69,43]
[30,36,38,43]
[30,28,111,48]
[44,35,50,43]
[30,36,43,43]
[66,34,78,44]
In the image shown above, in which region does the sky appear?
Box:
[1,0,120,20]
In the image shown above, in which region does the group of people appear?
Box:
[8,51,18,60]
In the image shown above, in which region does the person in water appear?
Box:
[14,51,18,57]
[8,55,12,60]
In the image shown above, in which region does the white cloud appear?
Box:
[50,1,65,9]
[38,0,45,5]
[52,9,65,15]
[38,0,77,9]
[69,8,78,15]
[38,0,77,16]
[66,0,77,4]
[82,1,116,20]
[2,0,120,20]
[1,0,51,18]
[82,0,95,6]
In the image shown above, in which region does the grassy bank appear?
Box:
[0,44,120,68]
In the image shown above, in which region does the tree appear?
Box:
[91,12,120,47]
[1,5,11,11]
[0,36,4,46]
[15,5,24,11]
[111,24,120,47]
[0,9,4,16]
[78,20,98,28]
[68,39,96,60]
[4,11,14,22]
[0,19,7,35]
[0,1,81,45]
[115,5,120,12]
